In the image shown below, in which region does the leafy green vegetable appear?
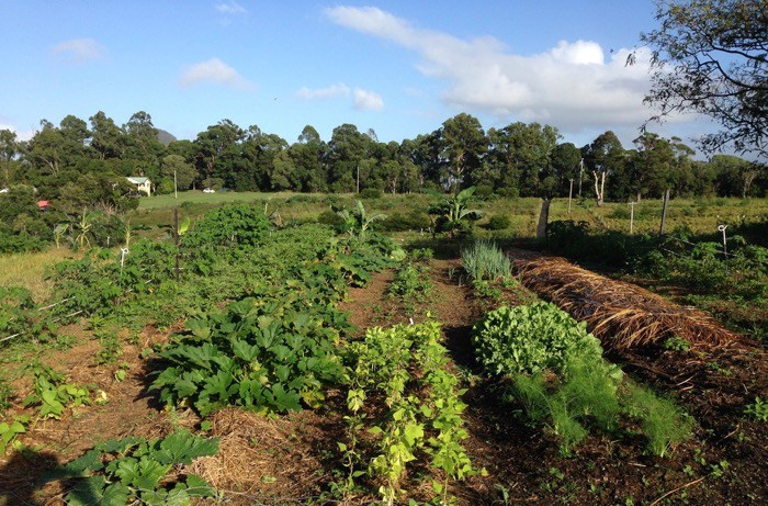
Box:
[472,302,603,376]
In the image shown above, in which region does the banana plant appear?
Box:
[337,200,386,240]
[72,209,97,250]
[53,223,69,249]
[428,186,482,238]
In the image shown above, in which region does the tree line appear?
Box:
[1,110,766,204]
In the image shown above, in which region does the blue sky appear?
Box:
[0,1,715,150]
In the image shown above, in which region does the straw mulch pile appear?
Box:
[514,255,744,350]
[185,408,327,504]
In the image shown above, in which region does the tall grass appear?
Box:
[461,240,511,281]
[0,248,75,302]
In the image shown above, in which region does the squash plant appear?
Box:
[44,430,218,505]
[150,298,345,415]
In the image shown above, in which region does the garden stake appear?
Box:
[718,224,728,255]
[120,247,129,273]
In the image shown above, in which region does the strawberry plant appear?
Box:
[44,430,218,505]
[0,415,29,454]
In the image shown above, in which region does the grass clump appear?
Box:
[461,240,511,281]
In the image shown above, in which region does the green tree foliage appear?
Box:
[640,0,768,157]
[122,111,164,166]
[89,111,123,160]
[582,131,625,205]
[160,154,197,192]
[437,113,487,191]
[0,129,19,187]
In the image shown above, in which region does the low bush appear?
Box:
[388,262,432,301]
[150,298,346,415]
[182,203,272,253]
[359,188,382,199]
[484,214,511,230]
[474,303,693,456]
[45,430,218,504]
[380,210,432,232]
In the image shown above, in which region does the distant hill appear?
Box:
[156,129,177,146]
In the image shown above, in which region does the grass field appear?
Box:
[135,191,768,239]
[0,248,77,302]
[137,190,333,209]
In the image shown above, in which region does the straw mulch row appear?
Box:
[512,255,744,351]
[185,408,333,505]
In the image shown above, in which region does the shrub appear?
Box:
[474,184,495,200]
[380,210,432,232]
[388,262,432,300]
[461,240,511,281]
[484,214,511,230]
[45,431,218,504]
[509,352,691,456]
[471,303,602,376]
[182,203,272,253]
[359,187,382,199]
[0,286,36,338]
[200,177,224,191]
[479,303,693,456]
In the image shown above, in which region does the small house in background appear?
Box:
[126,177,151,196]
[37,200,50,211]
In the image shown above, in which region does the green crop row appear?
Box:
[342,322,479,505]
[473,303,694,457]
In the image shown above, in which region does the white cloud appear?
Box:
[179,58,253,89]
[50,38,104,63]
[326,6,660,130]
[353,88,384,110]
[297,82,351,100]
[215,1,246,14]
[296,82,383,110]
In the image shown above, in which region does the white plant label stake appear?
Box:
[120,247,130,273]
[717,224,728,255]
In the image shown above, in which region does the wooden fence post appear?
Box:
[659,189,670,235]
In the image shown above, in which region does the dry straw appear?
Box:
[184,408,325,502]
[513,255,743,350]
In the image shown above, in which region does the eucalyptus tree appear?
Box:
[436,113,486,192]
